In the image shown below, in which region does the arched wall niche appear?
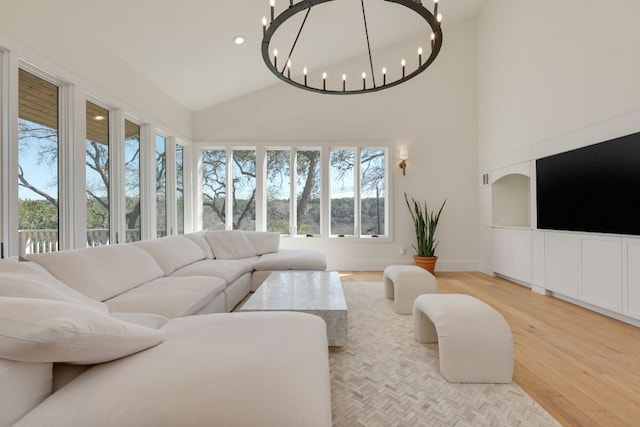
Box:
[491,173,530,227]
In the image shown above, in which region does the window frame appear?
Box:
[16,63,70,255]
[198,143,391,241]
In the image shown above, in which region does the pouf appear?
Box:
[413,293,514,383]
[383,265,437,314]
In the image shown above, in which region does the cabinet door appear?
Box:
[510,229,532,283]
[624,239,640,319]
[532,231,546,288]
[492,228,510,277]
[546,233,579,298]
[492,228,531,284]
[580,236,622,312]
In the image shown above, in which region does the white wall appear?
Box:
[0,3,192,139]
[478,0,640,277]
[478,0,640,163]
[194,20,480,271]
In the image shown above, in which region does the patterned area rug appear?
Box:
[329,282,560,427]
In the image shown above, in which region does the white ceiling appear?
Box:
[66,0,486,111]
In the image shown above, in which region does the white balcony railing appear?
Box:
[18,229,143,255]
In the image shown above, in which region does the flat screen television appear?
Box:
[536,130,640,236]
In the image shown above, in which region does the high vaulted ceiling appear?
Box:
[36,0,486,112]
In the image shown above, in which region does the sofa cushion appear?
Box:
[0,359,52,426]
[243,231,281,255]
[133,235,206,276]
[0,297,164,364]
[110,312,170,329]
[204,230,257,259]
[183,231,215,259]
[104,276,226,318]
[253,249,327,271]
[171,259,253,284]
[0,261,107,313]
[14,312,332,427]
[25,245,164,302]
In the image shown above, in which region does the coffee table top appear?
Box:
[239,271,347,311]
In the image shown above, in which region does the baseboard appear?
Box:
[326,259,481,272]
[551,292,640,328]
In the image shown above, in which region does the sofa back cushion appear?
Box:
[0,297,165,364]
[183,231,215,259]
[25,244,164,301]
[205,230,257,259]
[133,235,206,276]
[0,359,52,426]
[0,260,108,313]
[243,231,280,255]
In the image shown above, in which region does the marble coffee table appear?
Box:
[239,271,348,346]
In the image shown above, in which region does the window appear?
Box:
[85,101,110,246]
[330,149,355,236]
[199,145,388,238]
[18,69,59,255]
[176,144,185,235]
[266,149,291,234]
[360,148,386,236]
[156,135,167,237]
[124,120,141,242]
[202,149,226,230]
[231,149,256,230]
[296,149,321,236]
[329,148,387,237]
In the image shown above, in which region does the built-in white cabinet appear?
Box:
[531,231,546,292]
[486,155,640,325]
[490,163,533,285]
[543,232,637,322]
[492,227,531,284]
[580,236,622,312]
[546,232,579,298]
[623,239,640,320]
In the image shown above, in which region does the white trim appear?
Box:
[0,47,11,257]
[255,146,266,231]
[139,120,154,241]
[58,78,75,251]
[165,136,177,236]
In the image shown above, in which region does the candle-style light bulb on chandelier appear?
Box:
[261,0,443,95]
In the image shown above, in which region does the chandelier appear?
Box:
[261,0,443,95]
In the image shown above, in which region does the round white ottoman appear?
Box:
[413,294,514,383]
[384,265,437,314]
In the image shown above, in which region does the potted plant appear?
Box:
[404,193,446,274]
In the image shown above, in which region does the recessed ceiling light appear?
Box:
[234,35,245,45]
[94,115,105,121]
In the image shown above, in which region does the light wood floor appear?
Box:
[339,271,640,427]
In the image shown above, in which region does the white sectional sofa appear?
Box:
[27,230,326,315]
[0,231,331,426]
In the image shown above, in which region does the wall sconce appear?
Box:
[399,149,409,176]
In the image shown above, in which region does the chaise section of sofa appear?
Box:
[0,260,332,427]
[12,312,332,427]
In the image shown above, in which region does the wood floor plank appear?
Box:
[342,270,640,427]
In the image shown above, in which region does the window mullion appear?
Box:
[255,146,266,231]
[165,136,177,236]
[354,146,362,237]
[1,50,17,257]
[111,110,124,244]
[226,148,233,230]
[290,148,297,235]
[58,82,77,251]
[320,147,330,237]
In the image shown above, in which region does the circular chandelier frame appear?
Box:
[261,0,443,95]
